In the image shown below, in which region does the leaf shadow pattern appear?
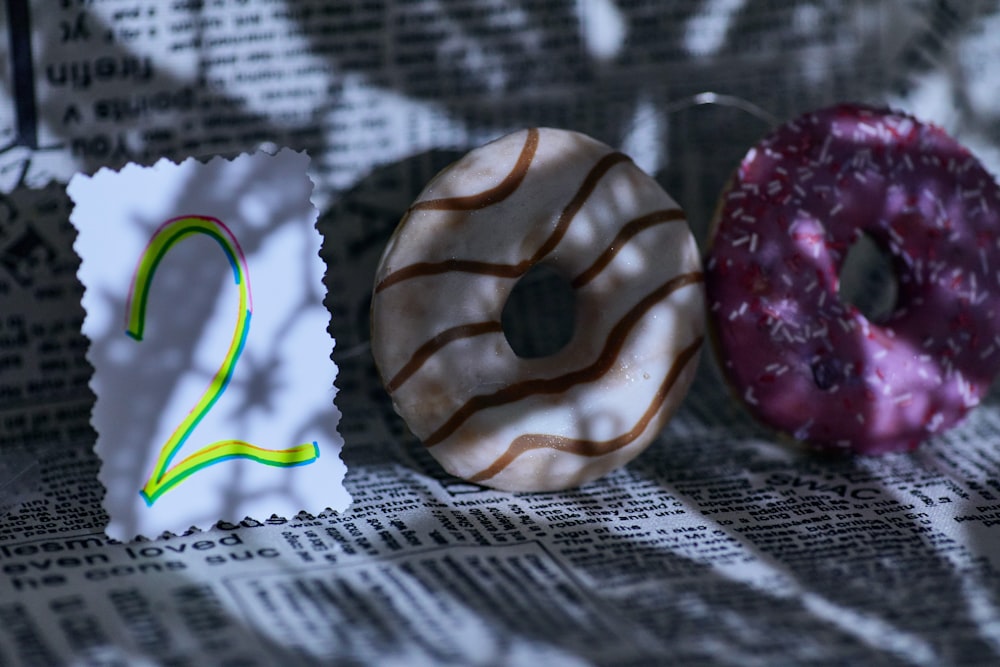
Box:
[322,149,465,477]
[623,414,1000,664]
[0,182,101,526]
[1,1,1000,663]
[320,142,994,662]
[80,151,339,539]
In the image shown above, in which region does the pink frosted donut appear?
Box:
[707,104,1000,454]
[371,128,704,491]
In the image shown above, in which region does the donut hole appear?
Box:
[501,264,576,358]
[838,232,899,323]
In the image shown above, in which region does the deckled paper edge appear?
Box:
[67,149,352,541]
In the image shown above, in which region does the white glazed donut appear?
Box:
[370,128,705,492]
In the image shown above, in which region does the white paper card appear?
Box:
[69,150,350,541]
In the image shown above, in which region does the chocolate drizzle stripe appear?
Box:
[531,151,632,261]
[374,150,632,294]
[386,321,504,393]
[467,335,703,483]
[423,270,704,447]
[411,128,539,212]
[375,259,521,293]
[571,208,686,288]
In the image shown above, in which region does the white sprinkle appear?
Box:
[925,413,944,432]
[856,413,866,424]
[980,345,995,360]
[959,375,979,408]
[818,291,827,308]
[819,135,833,163]
[738,301,748,316]
[859,122,877,136]
[744,386,758,405]
[903,154,914,171]
[749,233,759,253]
[874,349,887,359]
[732,235,751,247]
[893,393,912,405]
[830,203,843,217]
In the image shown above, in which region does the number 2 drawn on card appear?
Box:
[126,215,320,506]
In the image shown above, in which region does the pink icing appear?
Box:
[706,104,1000,454]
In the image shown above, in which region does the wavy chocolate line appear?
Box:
[386,320,504,393]
[411,128,539,212]
[384,210,685,393]
[375,150,632,294]
[571,208,686,288]
[382,209,690,393]
[467,335,703,483]
[423,270,704,447]
[375,259,522,293]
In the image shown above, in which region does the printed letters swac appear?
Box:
[765,473,881,500]
[46,56,154,90]
[94,88,195,123]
